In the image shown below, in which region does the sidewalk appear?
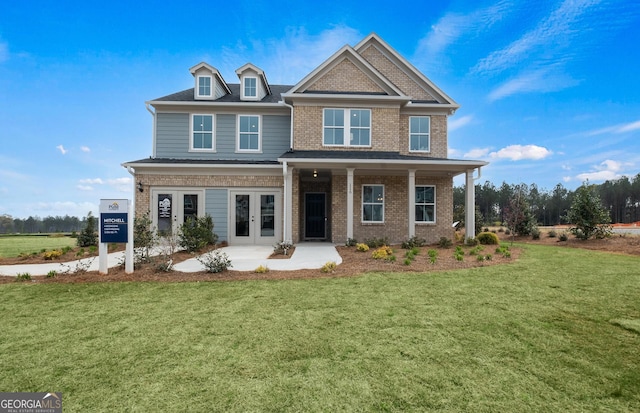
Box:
[0,243,342,277]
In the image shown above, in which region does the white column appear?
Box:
[284,164,293,243]
[347,168,354,240]
[408,169,416,238]
[125,199,134,274]
[465,169,476,239]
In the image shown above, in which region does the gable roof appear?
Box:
[355,33,459,108]
[235,63,271,95]
[189,62,232,95]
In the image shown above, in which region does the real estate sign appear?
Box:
[100,199,129,243]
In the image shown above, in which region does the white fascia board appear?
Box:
[280,93,410,105]
[276,157,488,172]
[146,100,285,109]
[122,161,281,170]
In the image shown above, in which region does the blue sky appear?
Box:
[1,0,639,219]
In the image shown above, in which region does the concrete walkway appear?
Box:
[0,243,342,276]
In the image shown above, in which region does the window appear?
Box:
[409,116,430,152]
[415,186,435,223]
[197,76,212,97]
[238,115,260,151]
[191,114,214,150]
[243,77,257,98]
[323,108,370,147]
[362,185,384,223]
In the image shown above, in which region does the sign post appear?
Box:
[99,199,134,274]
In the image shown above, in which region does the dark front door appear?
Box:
[305,193,326,239]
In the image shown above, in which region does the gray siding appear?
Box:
[206,189,228,242]
[155,112,290,160]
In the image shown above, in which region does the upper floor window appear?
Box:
[243,77,257,99]
[197,76,212,98]
[238,115,260,151]
[323,108,371,147]
[362,184,384,223]
[415,185,435,223]
[409,116,430,152]
[191,114,214,151]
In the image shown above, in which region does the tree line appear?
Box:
[455,173,640,226]
[0,214,88,234]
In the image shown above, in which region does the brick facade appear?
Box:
[308,59,384,93]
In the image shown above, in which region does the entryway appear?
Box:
[305,193,326,240]
[152,189,204,235]
[229,189,281,245]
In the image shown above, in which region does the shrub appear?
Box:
[372,246,393,259]
[495,245,511,258]
[255,265,269,274]
[427,249,438,264]
[465,237,479,246]
[454,245,465,261]
[485,254,493,261]
[365,237,388,248]
[15,272,32,281]
[134,212,158,263]
[43,250,63,260]
[438,237,453,248]
[559,232,568,241]
[476,232,499,245]
[403,258,412,266]
[345,238,358,247]
[61,246,73,254]
[548,229,557,238]
[476,255,485,262]
[154,259,174,273]
[197,249,232,273]
[531,228,541,240]
[321,261,337,273]
[401,236,426,249]
[566,182,612,240]
[356,243,370,252]
[46,270,57,278]
[273,241,293,255]
[180,215,217,253]
[77,212,98,247]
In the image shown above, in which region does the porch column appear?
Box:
[347,168,354,240]
[465,169,476,239]
[408,169,416,238]
[283,164,293,243]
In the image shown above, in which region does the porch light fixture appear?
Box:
[313,169,318,178]
[137,182,144,192]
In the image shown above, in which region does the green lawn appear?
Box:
[1,244,639,412]
[0,234,76,258]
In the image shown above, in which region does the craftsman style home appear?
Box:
[123,33,486,245]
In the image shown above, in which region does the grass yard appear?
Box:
[1,244,639,412]
[0,234,76,258]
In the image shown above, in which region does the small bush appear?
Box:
[427,249,438,264]
[465,237,479,246]
[356,243,370,252]
[43,250,63,260]
[401,236,426,249]
[154,259,174,273]
[505,229,511,235]
[365,237,389,248]
[77,212,98,247]
[438,237,453,248]
[385,254,397,262]
[476,232,499,245]
[255,265,269,274]
[273,241,293,255]
[454,245,465,261]
[531,228,541,240]
[372,246,393,259]
[403,258,412,266]
[559,232,569,241]
[61,246,73,254]
[15,272,32,281]
[46,270,57,278]
[476,255,485,262]
[548,230,557,238]
[495,245,511,258]
[321,261,337,273]
[498,227,504,233]
[345,238,358,247]
[197,250,232,273]
[485,254,493,261]
[180,215,217,253]
[483,227,490,233]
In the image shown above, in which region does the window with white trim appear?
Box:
[362,185,384,223]
[409,116,430,152]
[197,76,212,98]
[191,114,214,150]
[238,115,260,151]
[243,77,257,98]
[323,108,371,147]
[415,185,435,223]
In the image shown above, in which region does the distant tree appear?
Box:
[504,186,536,236]
[566,182,612,240]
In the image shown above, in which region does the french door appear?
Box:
[152,190,204,235]
[229,190,281,245]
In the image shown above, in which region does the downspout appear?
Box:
[145,103,157,158]
[279,100,294,150]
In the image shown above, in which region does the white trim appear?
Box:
[236,114,262,152]
[196,75,213,98]
[409,116,431,153]
[347,168,354,239]
[362,184,384,223]
[323,108,371,148]
[241,76,259,100]
[189,114,215,152]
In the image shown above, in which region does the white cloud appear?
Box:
[81,146,91,152]
[449,115,473,131]
[489,144,553,161]
[488,65,580,101]
[464,148,491,158]
[586,119,640,136]
[32,201,99,217]
[77,185,94,191]
[56,145,68,155]
[472,0,602,74]
[107,177,132,192]
[79,178,104,185]
[574,159,632,182]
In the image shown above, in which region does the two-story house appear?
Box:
[123,33,487,246]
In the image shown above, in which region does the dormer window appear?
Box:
[197,76,212,98]
[243,77,257,99]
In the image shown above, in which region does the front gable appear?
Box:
[189,62,232,100]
